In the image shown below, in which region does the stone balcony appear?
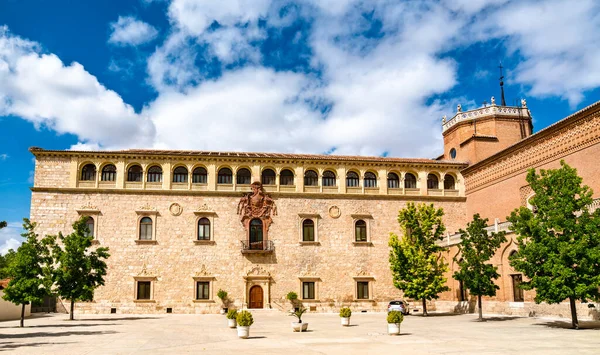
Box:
[240,240,275,254]
[442,105,530,133]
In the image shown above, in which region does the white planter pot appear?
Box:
[228,319,237,328]
[387,323,401,335]
[237,326,250,339]
[341,317,350,326]
[291,322,309,332]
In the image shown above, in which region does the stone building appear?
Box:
[28,98,600,317]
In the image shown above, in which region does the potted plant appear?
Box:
[226,309,238,328]
[387,310,404,335]
[286,291,299,311]
[217,289,228,314]
[236,310,254,339]
[340,307,352,326]
[289,307,308,332]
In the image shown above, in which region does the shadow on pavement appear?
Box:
[534,320,600,330]
[417,312,462,317]
[29,323,119,328]
[1,330,118,339]
[82,317,160,321]
[0,342,70,352]
[246,336,267,339]
[478,316,521,322]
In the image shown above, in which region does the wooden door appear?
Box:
[249,285,263,309]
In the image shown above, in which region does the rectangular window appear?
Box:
[193,174,207,184]
[512,274,524,302]
[388,179,399,189]
[357,281,369,299]
[302,224,314,242]
[302,282,315,300]
[137,281,151,300]
[196,281,210,300]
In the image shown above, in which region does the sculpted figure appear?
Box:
[237,182,277,220]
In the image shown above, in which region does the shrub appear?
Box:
[289,307,307,323]
[286,291,298,301]
[387,311,404,324]
[226,309,238,320]
[339,307,352,318]
[236,310,254,327]
[217,289,228,301]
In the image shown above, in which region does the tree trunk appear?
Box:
[70,300,75,321]
[422,298,428,316]
[478,295,483,321]
[20,303,25,328]
[569,297,579,330]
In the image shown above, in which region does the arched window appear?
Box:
[198,218,210,241]
[355,220,367,242]
[302,219,315,242]
[304,170,318,186]
[427,174,439,189]
[364,172,377,188]
[322,170,336,187]
[346,171,359,187]
[444,175,455,190]
[249,219,263,250]
[237,168,251,185]
[101,164,116,182]
[173,166,188,183]
[147,166,163,183]
[387,173,400,189]
[404,173,417,189]
[80,164,96,181]
[218,167,232,184]
[510,250,524,302]
[127,165,143,182]
[192,167,207,184]
[262,169,276,185]
[280,169,294,185]
[139,217,153,240]
[85,216,94,238]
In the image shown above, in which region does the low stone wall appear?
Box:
[0,290,31,321]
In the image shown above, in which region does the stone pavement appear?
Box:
[1,311,599,354]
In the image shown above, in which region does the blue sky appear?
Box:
[1,0,600,252]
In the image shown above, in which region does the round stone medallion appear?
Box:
[169,203,183,216]
[328,205,341,218]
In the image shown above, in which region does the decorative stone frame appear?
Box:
[353,274,375,302]
[133,276,157,303]
[192,278,216,303]
[298,213,321,245]
[76,205,101,244]
[351,212,373,245]
[193,209,217,245]
[243,266,272,309]
[135,208,158,244]
[298,277,321,302]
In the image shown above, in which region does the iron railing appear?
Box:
[240,240,274,253]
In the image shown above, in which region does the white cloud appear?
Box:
[0,221,22,255]
[0,154,7,160]
[108,16,159,46]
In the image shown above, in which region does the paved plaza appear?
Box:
[1,311,599,354]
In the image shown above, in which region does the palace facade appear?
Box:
[29,98,600,318]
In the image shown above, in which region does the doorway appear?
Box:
[249,285,264,309]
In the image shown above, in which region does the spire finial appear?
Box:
[499,62,507,106]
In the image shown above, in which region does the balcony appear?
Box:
[240,240,274,254]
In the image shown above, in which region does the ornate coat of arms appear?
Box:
[237,181,277,231]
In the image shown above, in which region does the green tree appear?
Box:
[507,161,600,329]
[389,202,449,316]
[453,214,507,321]
[0,249,17,279]
[48,216,110,320]
[0,221,7,229]
[2,219,52,327]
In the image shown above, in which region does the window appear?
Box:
[444,175,456,190]
[404,173,417,189]
[237,168,251,185]
[304,170,318,186]
[127,165,143,182]
[101,164,116,181]
[218,167,232,184]
[262,169,276,185]
[512,274,524,302]
[387,173,400,188]
[173,166,188,183]
[196,281,210,300]
[280,169,294,185]
[322,170,336,187]
[357,281,369,299]
[302,282,315,300]
[147,166,163,183]
[346,171,359,187]
[80,164,96,181]
[302,219,315,242]
[249,219,263,250]
[139,217,153,240]
[427,174,439,189]
[450,148,457,159]
[137,281,151,300]
[355,220,367,242]
[197,218,210,240]
[364,172,377,188]
[85,217,95,238]
[192,167,207,184]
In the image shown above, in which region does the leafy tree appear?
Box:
[389,202,449,316]
[48,216,110,320]
[0,221,7,229]
[2,219,52,327]
[0,249,17,279]
[454,214,507,321]
[508,161,600,329]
